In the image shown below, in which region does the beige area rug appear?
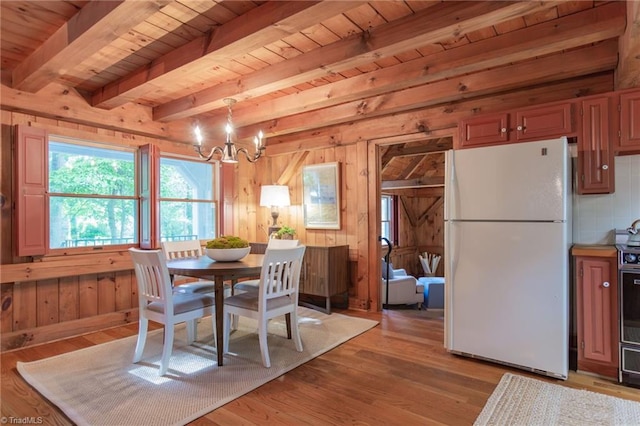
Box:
[18,307,378,426]
[475,373,640,425]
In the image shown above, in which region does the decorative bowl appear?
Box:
[205,247,250,262]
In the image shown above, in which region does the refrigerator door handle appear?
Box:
[445,150,458,221]
[444,220,457,350]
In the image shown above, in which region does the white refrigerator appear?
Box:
[444,137,571,379]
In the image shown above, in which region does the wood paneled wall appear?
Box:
[0,73,615,350]
[395,189,445,278]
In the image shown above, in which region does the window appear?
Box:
[381,194,394,244]
[159,156,217,241]
[15,125,221,256]
[49,139,137,249]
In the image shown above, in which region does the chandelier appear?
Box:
[193,98,265,163]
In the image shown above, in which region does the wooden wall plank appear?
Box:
[58,276,79,322]
[1,309,139,352]
[36,279,58,327]
[78,274,98,319]
[10,282,36,331]
[1,285,13,333]
[1,251,133,283]
[114,270,132,311]
[0,118,12,265]
[97,273,116,315]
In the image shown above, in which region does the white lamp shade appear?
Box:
[260,185,290,207]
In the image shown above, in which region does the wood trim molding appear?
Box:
[1,252,133,284]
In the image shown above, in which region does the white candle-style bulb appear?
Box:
[225,123,232,134]
[258,130,264,147]
[254,136,259,149]
[194,126,203,145]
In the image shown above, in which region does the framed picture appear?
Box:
[302,162,341,229]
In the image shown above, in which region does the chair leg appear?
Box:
[285,312,292,339]
[133,318,149,363]
[290,310,303,352]
[158,325,175,376]
[211,313,217,348]
[258,317,271,368]
[223,311,231,353]
[186,320,196,344]
[231,313,239,331]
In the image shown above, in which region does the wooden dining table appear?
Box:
[167,253,264,366]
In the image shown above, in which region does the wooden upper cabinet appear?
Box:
[514,103,573,141]
[457,102,574,149]
[458,112,509,148]
[616,88,640,155]
[577,95,615,195]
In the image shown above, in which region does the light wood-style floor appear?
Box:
[3,308,640,425]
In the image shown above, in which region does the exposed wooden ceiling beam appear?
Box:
[382,187,445,198]
[382,177,445,190]
[265,73,613,156]
[91,1,365,109]
[275,151,309,186]
[617,0,640,89]
[381,143,450,167]
[216,2,625,127]
[12,0,170,92]
[396,156,428,181]
[239,41,617,140]
[0,82,189,142]
[153,0,560,121]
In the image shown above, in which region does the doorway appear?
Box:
[375,134,452,313]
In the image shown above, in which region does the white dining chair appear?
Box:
[223,245,306,368]
[162,240,218,295]
[129,248,216,376]
[233,239,299,293]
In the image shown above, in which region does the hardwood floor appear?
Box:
[3,308,640,425]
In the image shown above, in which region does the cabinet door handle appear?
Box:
[603,281,610,288]
[500,128,507,133]
[517,125,524,131]
[602,164,609,170]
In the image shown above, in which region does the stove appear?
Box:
[618,243,640,386]
[618,244,640,268]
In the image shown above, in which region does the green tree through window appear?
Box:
[159,157,216,241]
[49,141,136,248]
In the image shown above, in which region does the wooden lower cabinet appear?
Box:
[576,255,618,378]
[299,245,349,314]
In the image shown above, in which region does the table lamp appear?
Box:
[260,185,290,236]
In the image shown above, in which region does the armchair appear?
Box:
[381,261,424,309]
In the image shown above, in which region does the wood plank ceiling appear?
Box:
[0,0,630,188]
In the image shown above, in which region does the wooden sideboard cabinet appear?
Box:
[299,245,349,314]
[575,254,618,379]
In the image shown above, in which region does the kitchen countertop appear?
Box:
[571,244,617,258]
